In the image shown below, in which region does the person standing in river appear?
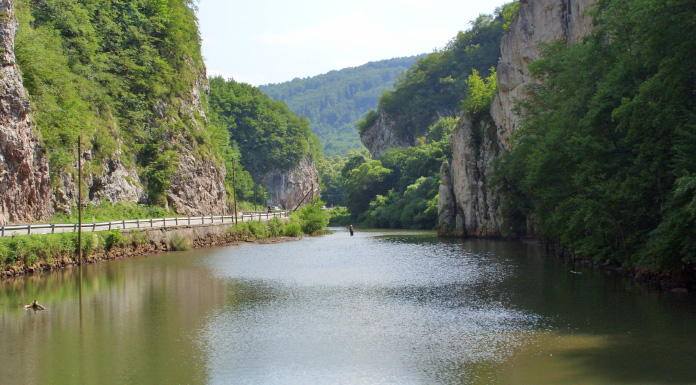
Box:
[349,225,354,236]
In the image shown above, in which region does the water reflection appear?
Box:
[0,252,227,384]
[1,230,695,384]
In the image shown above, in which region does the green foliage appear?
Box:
[357,109,379,137]
[295,199,329,235]
[327,207,351,226]
[267,217,284,236]
[339,116,453,228]
[260,56,423,156]
[281,219,302,237]
[364,3,517,142]
[462,68,497,116]
[226,220,272,240]
[0,233,75,266]
[494,0,696,272]
[344,160,394,216]
[367,177,439,229]
[14,0,224,211]
[170,234,190,251]
[428,117,457,143]
[129,230,150,246]
[208,76,320,178]
[104,230,126,250]
[50,201,176,223]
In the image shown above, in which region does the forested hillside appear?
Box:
[259,56,422,156]
[208,76,321,176]
[208,76,322,208]
[14,0,229,214]
[358,3,518,154]
[327,3,518,229]
[494,0,696,275]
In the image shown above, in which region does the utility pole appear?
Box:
[232,158,238,225]
[77,136,82,265]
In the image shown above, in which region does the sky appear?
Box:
[197,0,510,86]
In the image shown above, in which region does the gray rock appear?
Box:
[262,156,320,211]
[439,0,596,238]
[0,0,52,224]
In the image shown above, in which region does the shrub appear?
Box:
[105,230,125,250]
[268,217,283,236]
[130,231,150,246]
[170,234,190,251]
[247,220,270,239]
[296,199,329,235]
[282,220,302,237]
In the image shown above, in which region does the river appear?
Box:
[1,229,695,384]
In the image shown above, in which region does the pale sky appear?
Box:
[197,0,510,86]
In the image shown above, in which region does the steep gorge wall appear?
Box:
[360,114,414,159]
[261,156,320,210]
[439,0,596,237]
[165,73,227,216]
[0,0,51,225]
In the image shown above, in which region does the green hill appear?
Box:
[259,55,423,157]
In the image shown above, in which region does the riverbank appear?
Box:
[536,239,696,294]
[1,218,301,279]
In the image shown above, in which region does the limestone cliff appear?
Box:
[0,0,51,224]
[360,114,414,159]
[165,72,227,216]
[261,156,320,210]
[439,0,596,237]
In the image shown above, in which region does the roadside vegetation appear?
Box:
[1,200,330,277]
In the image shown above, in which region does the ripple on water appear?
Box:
[200,231,544,384]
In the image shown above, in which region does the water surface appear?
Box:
[1,229,695,384]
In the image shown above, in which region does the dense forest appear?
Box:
[494,0,696,274]
[207,76,321,180]
[260,56,422,156]
[357,3,518,142]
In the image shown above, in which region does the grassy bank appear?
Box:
[1,202,329,278]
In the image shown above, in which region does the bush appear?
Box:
[296,199,329,235]
[130,231,150,246]
[268,217,283,236]
[227,222,252,240]
[105,230,125,250]
[247,221,270,239]
[282,220,302,237]
[170,234,190,251]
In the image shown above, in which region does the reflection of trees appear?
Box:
[0,253,227,384]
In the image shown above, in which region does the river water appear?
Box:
[1,229,695,384]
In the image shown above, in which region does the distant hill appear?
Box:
[259,55,424,156]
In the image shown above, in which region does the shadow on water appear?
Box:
[447,238,696,384]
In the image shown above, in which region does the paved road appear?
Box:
[0,211,290,237]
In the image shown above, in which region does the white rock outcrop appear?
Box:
[262,156,320,210]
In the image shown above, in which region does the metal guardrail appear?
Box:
[0,211,291,237]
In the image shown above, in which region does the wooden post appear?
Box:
[78,136,82,265]
[232,158,238,225]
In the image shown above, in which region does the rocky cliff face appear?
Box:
[439,0,596,237]
[0,0,52,225]
[165,72,227,216]
[262,156,320,210]
[360,114,414,159]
